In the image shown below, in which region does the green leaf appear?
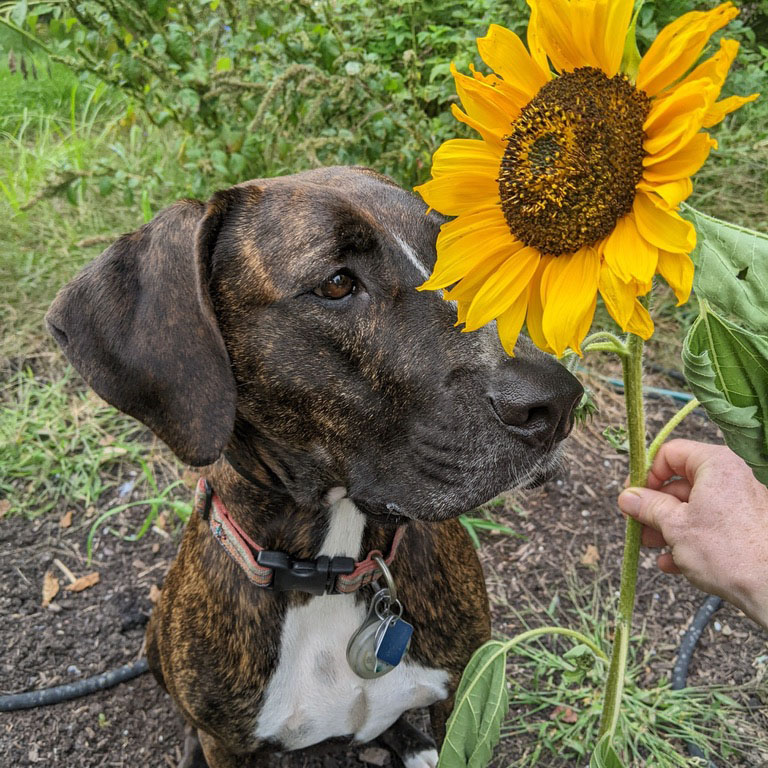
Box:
[684,205,768,333]
[682,306,768,484]
[216,56,232,72]
[438,640,509,768]
[590,734,626,768]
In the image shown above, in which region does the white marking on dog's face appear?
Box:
[394,234,458,313]
[405,748,439,768]
[395,235,431,282]
[254,498,449,750]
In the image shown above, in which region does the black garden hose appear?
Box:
[0,657,148,712]
[671,594,723,767]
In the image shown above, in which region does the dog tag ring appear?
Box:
[346,588,396,679]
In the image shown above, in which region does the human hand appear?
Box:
[617,439,768,631]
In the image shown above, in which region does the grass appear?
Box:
[499,572,766,767]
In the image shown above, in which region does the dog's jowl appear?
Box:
[46,167,582,768]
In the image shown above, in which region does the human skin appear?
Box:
[617,439,768,631]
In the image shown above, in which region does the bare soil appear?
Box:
[2,374,767,767]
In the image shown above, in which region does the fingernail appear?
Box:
[618,488,642,515]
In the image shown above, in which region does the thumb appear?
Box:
[618,487,683,532]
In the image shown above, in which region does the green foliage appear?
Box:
[590,734,625,768]
[681,207,768,484]
[0,367,149,515]
[1,0,533,193]
[439,640,510,768]
[685,206,768,333]
[683,305,768,483]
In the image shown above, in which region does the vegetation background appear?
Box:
[1,1,767,765]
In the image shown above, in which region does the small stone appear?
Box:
[67,665,81,676]
[714,621,722,632]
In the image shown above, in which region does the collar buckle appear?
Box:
[256,551,356,595]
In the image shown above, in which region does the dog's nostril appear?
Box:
[489,395,553,433]
[488,362,583,447]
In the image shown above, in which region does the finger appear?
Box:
[658,478,692,503]
[641,525,667,548]
[647,439,722,488]
[618,486,684,534]
[657,552,681,574]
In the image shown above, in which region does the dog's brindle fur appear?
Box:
[46,167,582,767]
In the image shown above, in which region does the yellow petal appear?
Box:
[432,205,507,251]
[464,246,540,331]
[525,0,552,77]
[444,243,516,303]
[571,0,633,76]
[414,172,499,217]
[524,255,556,354]
[424,221,521,291]
[452,63,521,139]
[601,212,657,284]
[540,247,600,357]
[637,3,740,97]
[527,0,585,73]
[598,262,637,329]
[675,38,740,93]
[450,104,506,151]
[657,249,694,305]
[429,138,503,179]
[476,24,549,100]
[496,285,532,357]
[643,81,713,157]
[572,295,598,355]
[703,92,759,128]
[642,132,717,184]
[637,178,692,208]
[633,192,695,255]
[626,300,654,339]
[603,0,634,76]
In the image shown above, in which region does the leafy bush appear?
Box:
[1,0,766,203]
[2,0,534,193]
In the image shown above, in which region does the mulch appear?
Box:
[2,377,767,767]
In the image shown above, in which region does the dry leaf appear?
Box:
[580,544,600,566]
[59,510,73,528]
[358,747,390,766]
[66,572,100,592]
[0,499,10,518]
[42,570,60,607]
[550,705,579,724]
[149,584,162,604]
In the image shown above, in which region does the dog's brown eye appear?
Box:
[314,271,357,300]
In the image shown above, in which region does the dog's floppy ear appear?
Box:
[46,194,244,466]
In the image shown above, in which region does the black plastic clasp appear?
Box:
[256,551,356,595]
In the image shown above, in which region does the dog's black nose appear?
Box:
[488,358,583,448]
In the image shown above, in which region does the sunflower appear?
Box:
[415,1,758,357]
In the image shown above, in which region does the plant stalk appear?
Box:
[646,397,700,472]
[597,332,647,740]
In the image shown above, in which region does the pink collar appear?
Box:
[195,478,406,596]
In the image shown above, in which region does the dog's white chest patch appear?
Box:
[254,498,449,750]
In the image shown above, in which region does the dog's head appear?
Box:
[46,167,582,522]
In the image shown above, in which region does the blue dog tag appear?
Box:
[375,617,413,667]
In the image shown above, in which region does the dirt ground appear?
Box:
[2,376,767,767]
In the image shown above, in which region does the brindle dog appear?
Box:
[46,167,582,767]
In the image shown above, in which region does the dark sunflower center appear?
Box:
[498,67,651,256]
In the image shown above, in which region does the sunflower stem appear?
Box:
[646,397,700,473]
[597,331,646,743]
[581,330,628,351]
[582,341,628,357]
